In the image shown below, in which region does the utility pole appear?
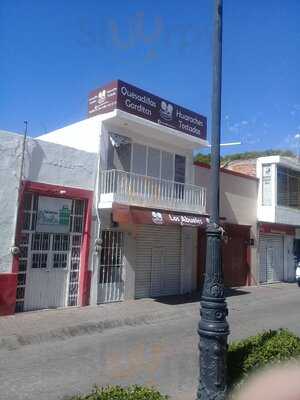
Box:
[11,121,28,255]
[197,1,230,399]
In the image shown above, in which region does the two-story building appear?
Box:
[226,156,300,284]
[257,156,299,283]
[16,80,209,310]
[0,80,261,316]
[0,81,208,311]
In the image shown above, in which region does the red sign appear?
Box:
[259,223,295,236]
[88,80,207,140]
[112,204,209,227]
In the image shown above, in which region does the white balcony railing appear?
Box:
[99,169,206,214]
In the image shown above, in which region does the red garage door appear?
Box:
[197,224,250,289]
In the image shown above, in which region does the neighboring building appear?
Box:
[0,130,97,314]
[222,158,257,177]
[225,155,300,284]
[195,163,258,288]
[257,156,299,284]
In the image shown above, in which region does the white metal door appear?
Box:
[97,231,124,303]
[16,193,85,312]
[135,225,181,298]
[24,233,69,311]
[259,234,284,283]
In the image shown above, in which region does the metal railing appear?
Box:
[99,169,206,213]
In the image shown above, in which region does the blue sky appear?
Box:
[1,0,300,156]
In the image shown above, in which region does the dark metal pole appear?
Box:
[197,1,229,399]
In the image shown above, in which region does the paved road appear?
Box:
[1,283,300,400]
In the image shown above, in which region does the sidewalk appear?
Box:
[0,283,296,351]
[0,294,199,351]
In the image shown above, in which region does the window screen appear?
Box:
[132,143,147,175]
[174,154,186,183]
[161,151,174,181]
[147,147,161,178]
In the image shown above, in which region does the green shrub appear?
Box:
[68,385,169,400]
[228,329,300,388]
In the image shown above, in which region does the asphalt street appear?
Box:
[1,283,300,400]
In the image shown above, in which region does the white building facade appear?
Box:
[0,130,97,314]
[257,156,299,283]
[0,80,262,316]
[36,80,209,307]
[0,81,208,314]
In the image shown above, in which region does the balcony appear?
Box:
[99,169,206,214]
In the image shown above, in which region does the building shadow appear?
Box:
[154,287,251,305]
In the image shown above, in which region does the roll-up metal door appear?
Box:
[259,234,284,283]
[135,225,181,298]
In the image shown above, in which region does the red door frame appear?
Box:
[13,180,93,308]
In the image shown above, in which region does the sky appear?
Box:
[1,0,300,156]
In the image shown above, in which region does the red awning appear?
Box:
[259,222,295,236]
[112,204,209,227]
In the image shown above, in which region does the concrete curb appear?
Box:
[0,309,188,352]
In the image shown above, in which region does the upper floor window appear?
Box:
[107,133,131,172]
[132,143,147,175]
[277,166,300,209]
[131,142,185,183]
[107,132,186,183]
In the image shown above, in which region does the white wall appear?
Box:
[25,135,97,189]
[0,132,22,273]
[195,166,258,227]
[38,114,105,153]
[0,131,98,273]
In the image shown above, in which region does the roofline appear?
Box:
[194,161,259,181]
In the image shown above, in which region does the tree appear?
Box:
[194,149,296,166]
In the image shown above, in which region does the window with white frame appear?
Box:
[130,143,186,183]
[277,165,300,209]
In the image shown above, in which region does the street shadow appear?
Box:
[225,287,251,297]
[154,287,251,305]
[154,291,201,305]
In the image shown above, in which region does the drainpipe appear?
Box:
[10,121,28,256]
[90,128,103,305]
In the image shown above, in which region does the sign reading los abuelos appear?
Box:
[88,80,207,140]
